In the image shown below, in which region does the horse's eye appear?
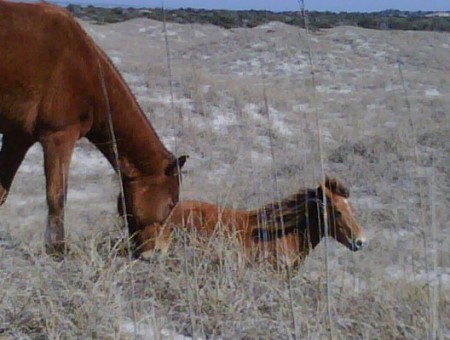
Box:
[335,210,342,218]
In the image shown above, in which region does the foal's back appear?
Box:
[167,200,252,236]
[165,201,300,267]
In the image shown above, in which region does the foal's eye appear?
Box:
[335,210,342,217]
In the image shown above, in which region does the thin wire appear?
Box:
[397,57,434,330]
[97,59,138,338]
[160,2,197,337]
[161,3,182,154]
[430,160,438,340]
[298,0,334,338]
[259,61,299,340]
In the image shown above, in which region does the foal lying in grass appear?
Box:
[134,175,365,269]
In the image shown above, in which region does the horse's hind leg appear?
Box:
[0,135,33,205]
[41,129,78,255]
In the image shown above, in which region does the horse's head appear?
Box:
[318,175,366,251]
[119,155,188,234]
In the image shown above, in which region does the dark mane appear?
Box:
[250,188,322,242]
[250,175,350,242]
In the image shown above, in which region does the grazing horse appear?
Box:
[151,176,365,268]
[0,2,187,255]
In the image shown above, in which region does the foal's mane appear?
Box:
[251,188,318,241]
[250,176,350,241]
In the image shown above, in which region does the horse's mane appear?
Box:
[250,188,318,241]
[250,175,350,241]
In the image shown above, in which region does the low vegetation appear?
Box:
[66,5,450,32]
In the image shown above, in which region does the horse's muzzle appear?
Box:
[350,236,366,251]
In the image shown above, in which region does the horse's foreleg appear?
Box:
[0,136,33,205]
[41,129,78,255]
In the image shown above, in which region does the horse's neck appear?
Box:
[290,195,324,251]
[250,201,323,245]
[249,199,303,234]
[247,198,325,267]
[89,56,172,177]
[303,211,323,250]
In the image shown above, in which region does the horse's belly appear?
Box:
[0,99,39,136]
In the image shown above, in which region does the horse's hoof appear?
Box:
[45,242,67,261]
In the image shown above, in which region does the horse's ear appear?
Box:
[324,175,350,198]
[165,155,189,176]
[177,155,188,169]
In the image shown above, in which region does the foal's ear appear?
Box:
[165,155,189,176]
[323,175,350,198]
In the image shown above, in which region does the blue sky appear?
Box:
[53,0,449,12]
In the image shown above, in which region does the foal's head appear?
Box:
[317,175,366,251]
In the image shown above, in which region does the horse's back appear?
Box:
[169,200,220,235]
[0,1,97,135]
[169,200,250,236]
[169,200,299,267]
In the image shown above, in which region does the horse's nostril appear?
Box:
[355,238,364,249]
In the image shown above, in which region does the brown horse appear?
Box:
[0,2,187,255]
[151,176,365,268]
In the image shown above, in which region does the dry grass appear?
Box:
[1,18,449,339]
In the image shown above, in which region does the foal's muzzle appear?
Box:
[350,236,366,251]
